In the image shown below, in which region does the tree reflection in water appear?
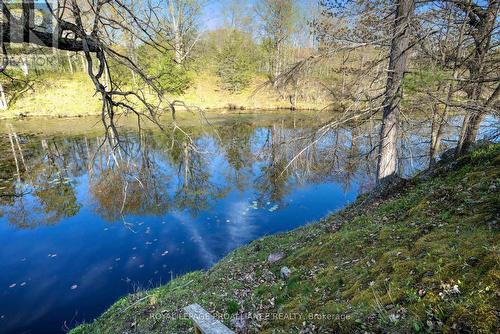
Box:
[0,112,494,229]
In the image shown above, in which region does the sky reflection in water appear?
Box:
[0,113,497,333]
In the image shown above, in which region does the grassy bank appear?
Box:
[72,144,499,333]
[0,72,326,119]
[0,72,102,119]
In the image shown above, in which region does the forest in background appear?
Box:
[2,0,497,111]
[0,0,498,181]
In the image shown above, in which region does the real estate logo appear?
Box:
[1,0,60,73]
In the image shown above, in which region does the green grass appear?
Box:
[71,143,500,334]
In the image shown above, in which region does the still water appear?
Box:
[0,112,496,333]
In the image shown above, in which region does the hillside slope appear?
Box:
[72,143,500,334]
[0,72,326,119]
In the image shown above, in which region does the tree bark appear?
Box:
[0,82,8,109]
[455,0,499,155]
[67,52,74,73]
[429,1,469,166]
[376,0,415,181]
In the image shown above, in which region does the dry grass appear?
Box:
[0,71,328,120]
[0,72,101,119]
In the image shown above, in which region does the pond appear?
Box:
[0,112,497,333]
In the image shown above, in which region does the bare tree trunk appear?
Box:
[0,82,8,110]
[273,42,282,83]
[429,8,469,166]
[67,51,74,73]
[21,55,29,76]
[457,83,499,152]
[169,1,184,65]
[429,105,440,165]
[455,0,499,155]
[376,0,414,181]
[80,53,87,72]
[458,113,485,151]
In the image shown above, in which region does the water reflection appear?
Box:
[0,112,496,333]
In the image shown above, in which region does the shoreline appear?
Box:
[0,106,327,120]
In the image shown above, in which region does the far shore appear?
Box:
[0,106,327,120]
[0,72,332,120]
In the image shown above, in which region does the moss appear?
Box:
[71,143,500,334]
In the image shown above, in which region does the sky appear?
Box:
[201,0,256,30]
[199,0,314,31]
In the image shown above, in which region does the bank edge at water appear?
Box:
[72,144,500,334]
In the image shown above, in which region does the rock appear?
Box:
[466,256,479,266]
[440,147,456,161]
[267,252,285,264]
[388,313,400,323]
[280,266,291,280]
[370,174,407,199]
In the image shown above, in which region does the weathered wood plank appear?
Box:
[184,304,235,334]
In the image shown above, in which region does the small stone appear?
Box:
[280,266,291,280]
[268,252,285,264]
[466,256,479,266]
[389,313,399,323]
